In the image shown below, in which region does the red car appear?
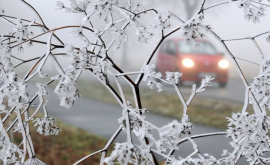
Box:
[156,39,229,88]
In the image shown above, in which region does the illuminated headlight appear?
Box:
[219,60,229,69]
[182,59,194,68]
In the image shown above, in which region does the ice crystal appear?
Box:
[158,115,192,150]
[33,117,61,136]
[103,142,153,165]
[57,0,91,13]
[224,112,270,164]
[0,131,23,164]
[54,75,80,108]
[250,56,270,111]
[232,0,268,23]
[180,13,207,49]
[154,9,172,32]
[142,64,163,92]
[24,156,46,165]
[13,18,34,39]
[166,72,182,85]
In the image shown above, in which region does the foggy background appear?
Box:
[1,0,270,81]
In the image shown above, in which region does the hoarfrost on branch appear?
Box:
[0,0,270,164]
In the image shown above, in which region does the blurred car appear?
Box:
[156,39,229,88]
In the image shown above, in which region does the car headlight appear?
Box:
[219,60,229,69]
[182,59,194,68]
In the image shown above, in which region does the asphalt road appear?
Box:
[27,84,248,164]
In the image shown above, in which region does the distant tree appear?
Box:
[182,0,202,19]
[120,0,206,69]
[157,0,220,20]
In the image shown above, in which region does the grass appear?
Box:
[5,111,108,165]
[76,81,253,130]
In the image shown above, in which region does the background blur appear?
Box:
[1,1,269,164]
[1,0,270,80]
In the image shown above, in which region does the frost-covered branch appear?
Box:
[0,0,270,164]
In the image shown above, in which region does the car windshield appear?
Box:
[178,41,217,55]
